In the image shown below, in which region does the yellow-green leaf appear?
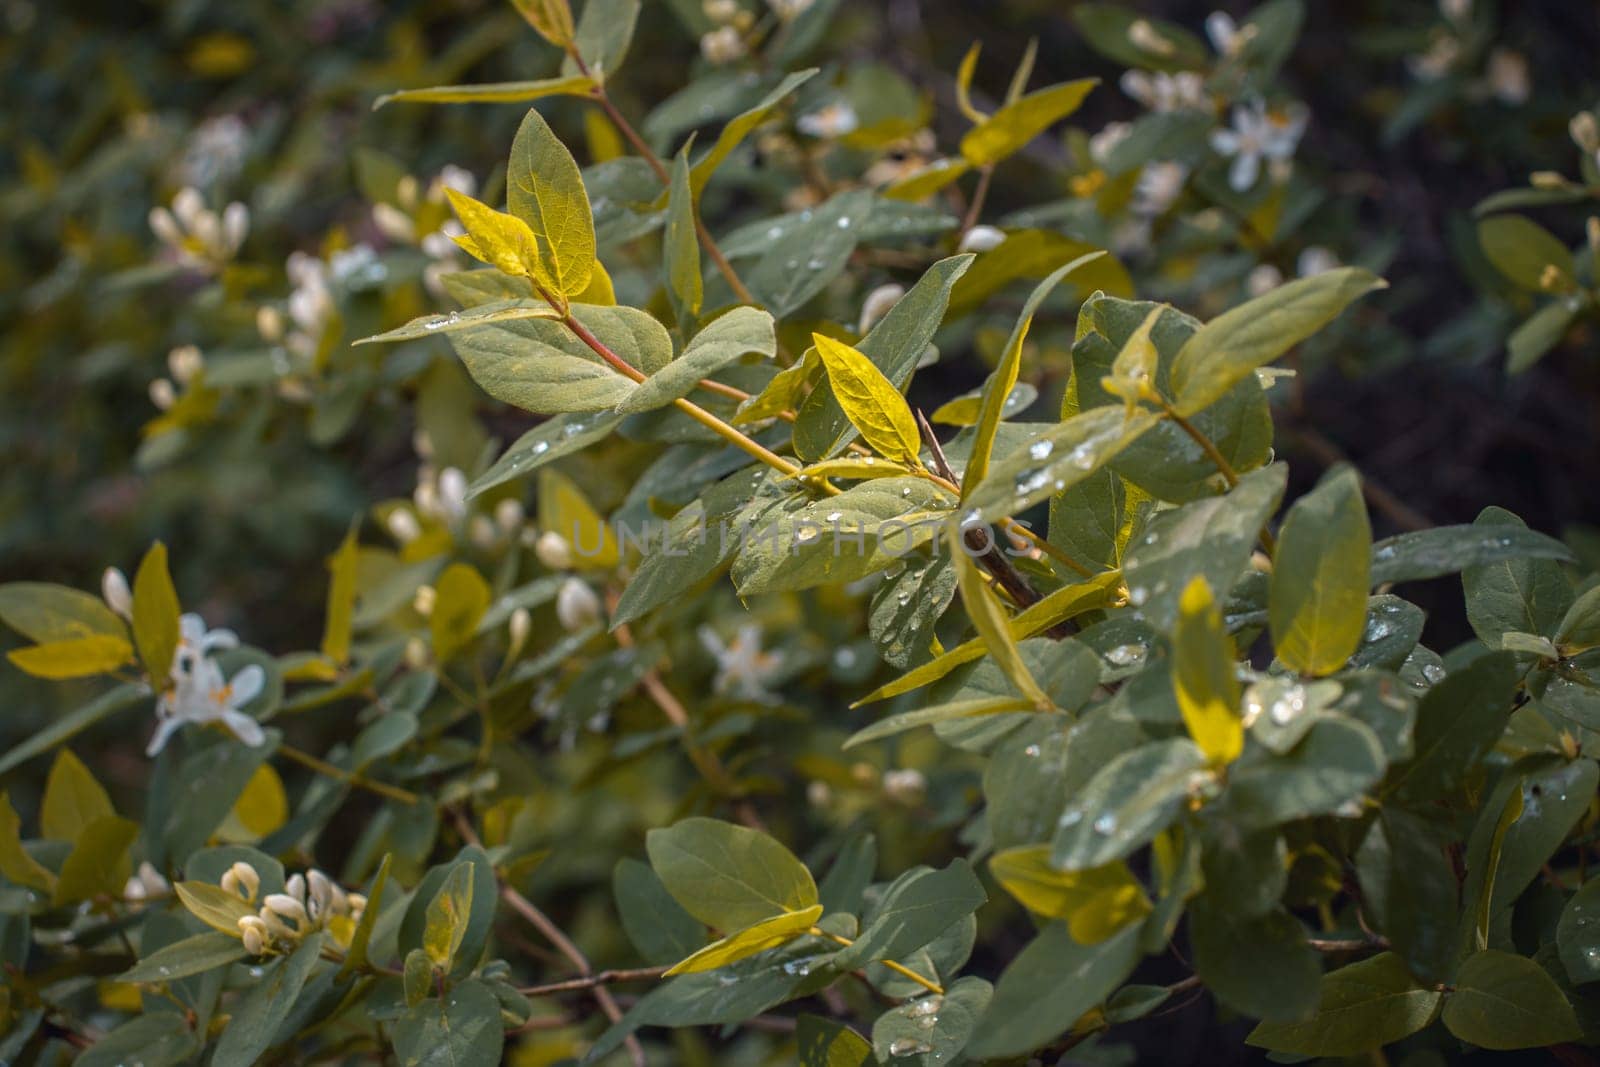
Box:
[1173,576,1244,766]
[949,525,1051,710]
[224,764,289,840]
[0,791,55,892]
[444,188,541,279]
[811,334,923,468]
[792,457,915,482]
[989,845,1150,944]
[884,158,972,202]
[423,863,475,969]
[960,78,1098,167]
[373,74,594,109]
[431,563,492,662]
[954,43,988,123]
[539,468,618,568]
[507,108,597,297]
[41,749,113,843]
[1269,466,1371,676]
[175,880,256,937]
[1478,214,1576,291]
[132,542,180,684]
[321,528,359,666]
[509,0,574,46]
[54,815,137,905]
[8,634,132,679]
[664,904,824,975]
[337,854,391,979]
[665,149,703,320]
[0,582,127,643]
[1100,306,1161,416]
[963,251,1105,496]
[686,70,818,200]
[574,258,616,306]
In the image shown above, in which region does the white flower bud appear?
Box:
[405,637,430,670]
[494,498,525,533]
[238,914,270,955]
[703,0,738,21]
[386,508,422,545]
[101,567,133,619]
[1571,112,1600,154]
[228,861,260,901]
[857,284,905,335]
[536,531,574,570]
[306,869,335,920]
[167,344,204,385]
[257,906,299,941]
[171,186,205,228]
[556,578,602,632]
[263,892,309,926]
[438,468,468,519]
[284,873,306,903]
[149,378,176,410]
[372,202,416,243]
[957,225,1007,253]
[148,206,183,247]
[222,202,249,253]
[509,607,532,649]
[806,780,832,807]
[883,767,927,803]
[346,893,368,915]
[1247,263,1283,297]
[469,515,497,549]
[700,25,746,64]
[413,585,437,617]
[123,875,148,901]
[413,481,441,519]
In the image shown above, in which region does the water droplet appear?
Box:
[909,995,943,1016]
[889,1038,934,1056]
[1092,812,1117,835]
[1058,808,1084,828]
[834,648,857,669]
[531,440,550,455]
[959,509,982,530]
[1024,743,1042,757]
[1104,643,1146,667]
[1029,439,1054,461]
[1128,586,1150,606]
[717,972,738,986]
[1067,443,1096,470]
[806,257,825,270]
[782,958,812,976]
[1421,663,1446,684]
[1269,685,1306,725]
[835,216,851,229]
[1364,616,1393,642]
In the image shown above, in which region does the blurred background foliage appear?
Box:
[1,2,1599,1055]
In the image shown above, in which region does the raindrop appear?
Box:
[1067,443,1096,470]
[1024,743,1042,757]
[1128,586,1150,606]
[1421,663,1446,684]
[835,216,851,229]
[1092,812,1117,835]
[1058,809,1084,828]
[1104,643,1145,667]
[1028,439,1054,461]
[889,1039,934,1056]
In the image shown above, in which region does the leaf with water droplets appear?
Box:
[647,817,818,931]
[665,904,823,975]
[1270,465,1371,676]
[617,307,775,414]
[989,845,1150,942]
[354,300,561,345]
[1221,716,1385,830]
[871,976,992,1065]
[1172,576,1244,766]
[1246,952,1443,1056]
[811,334,923,468]
[832,859,987,971]
[120,931,249,984]
[1557,877,1600,986]
[470,412,625,498]
[1462,507,1575,647]
[1390,649,1518,803]
[1369,519,1573,587]
[1052,738,1208,870]
[844,696,1036,749]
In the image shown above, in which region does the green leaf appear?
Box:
[447,303,669,414]
[1191,897,1320,1023]
[1172,576,1244,766]
[1443,949,1583,1049]
[869,555,956,668]
[989,846,1150,943]
[403,947,433,1008]
[337,854,391,981]
[76,1014,198,1067]
[1121,463,1287,631]
[1051,738,1208,870]
[962,407,1160,526]
[41,748,113,842]
[1463,507,1574,644]
[0,791,54,891]
[1270,465,1371,676]
[1508,300,1577,373]
[320,527,359,666]
[564,0,640,80]
[646,817,818,930]
[1247,952,1442,1056]
[1391,650,1519,802]
[1481,760,1600,923]
[1560,877,1600,986]
[54,814,136,904]
[443,188,543,277]
[430,563,491,662]
[422,863,474,969]
[666,904,823,974]
[949,527,1050,710]
[618,306,775,414]
[1168,268,1385,418]
[967,921,1142,1059]
[392,978,507,1067]
[1071,4,1210,71]
[1223,717,1385,829]
[175,880,256,936]
[1372,521,1574,585]
[811,333,923,467]
[1356,810,1460,983]
[507,107,597,297]
[963,251,1105,494]
[664,148,703,321]
[797,1015,872,1067]
[1478,214,1576,290]
[744,190,869,317]
[1556,585,1600,652]
[833,859,986,970]
[844,696,1036,749]
[795,255,972,461]
[121,931,249,984]
[213,934,325,1065]
[510,0,575,47]
[355,300,563,344]
[373,74,594,109]
[614,857,706,967]
[470,411,625,497]
[398,848,498,980]
[960,78,1098,166]
[687,69,818,198]
[871,976,991,1064]
[0,581,126,643]
[132,542,180,684]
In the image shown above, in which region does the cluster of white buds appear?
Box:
[122,861,171,902]
[413,466,469,526]
[957,225,1007,254]
[228,863,366,956]
[556,577,603,632]
[700,25,746,64]
[767,0,814,19]
[371,165,475,297]
[149,187,248,272]
[147,345,207,413]
[882,767,928,805]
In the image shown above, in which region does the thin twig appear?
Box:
[277,743,419,805]
[520,966,666,998]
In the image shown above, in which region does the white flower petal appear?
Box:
[228,664,266,706]
[1229,151,1261,192]
[145,716,184,757]
[222,708,266,747]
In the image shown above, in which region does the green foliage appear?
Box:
[2,0,1598,1064]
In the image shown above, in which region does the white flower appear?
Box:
[536,531,575,570]
[167,345,204,385]
[958,225,1007,253]
[386,508,422,545]
[1407,33,1461,82]
[509,607,532,650]
[1247,263,1284,296]
[146,655,266,756]
[1205,11,1253,58]
[1296,246,1339,277]
[148,378,176,411]
[1120,70,1207,113]
[148,187,248,272]
[371,202,416,243]
[437,467,469,520]
[1133,162,1188,217]
[698,624,782,703]
[797,103,859,139]
[178,114,249,188]
[238,914,270,955]
[858,284,905,335]
[1089,122,1132,166]
[494,498,525,533]
[175,613,239,674]
[1486,49,1529,105]
[556,578,603,632]
[256,305,285,342]
[413,586,436,616]
[221,861,260,901]
[432,165,476,200]
[122,861,170,902]
[1209,99,1308,192]
[703,0,739,23]
[883,768,927,803]
[101,567,133,620]
[700,26,746,64]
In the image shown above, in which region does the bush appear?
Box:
[4,0,1600,1063]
